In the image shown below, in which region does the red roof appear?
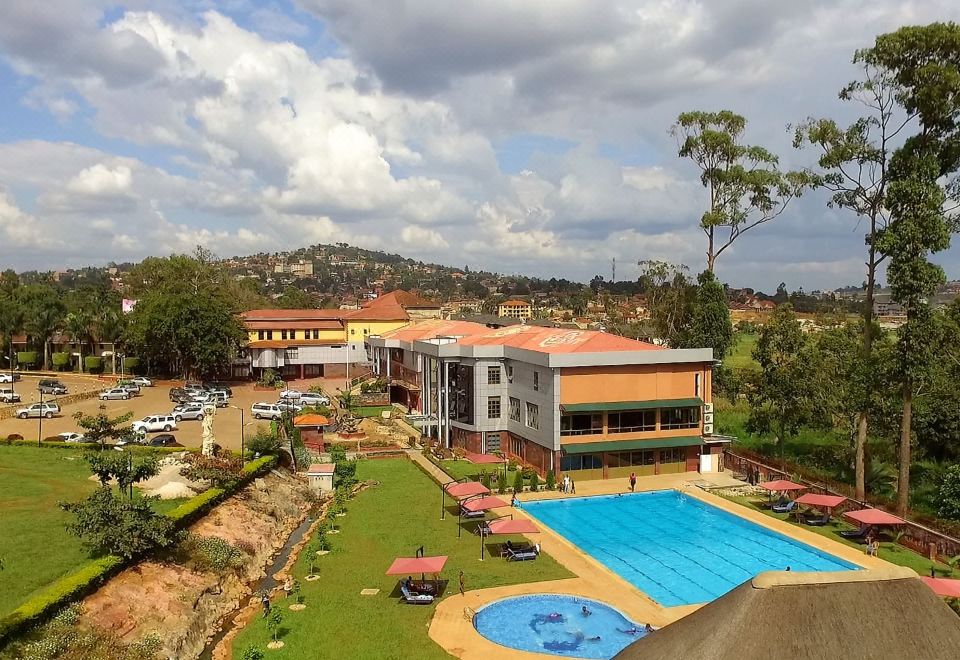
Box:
[487,519,540,535]
[457,325,661,354]
[844,508,905,526]
[364,289,439,310]
[759,479,807,492]
[500,299,531,307]
[385,555,448,575]
[295,414,331,427]
[444,481,490,498]
[794,493,848,509]
[462,496,510,512]
[243,309,345,321]
[245,320,343,330]
[306,463,335,474]
[381,320,492,342]
[922,577,960,598]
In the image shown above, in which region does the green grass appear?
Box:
[725,332,759,371]
[722,495,960,578]
[439,459,518,484]
[232,458,574,659]
[0,446,98,617]
[349,405,394,418]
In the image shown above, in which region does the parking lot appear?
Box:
[0,374,341,451]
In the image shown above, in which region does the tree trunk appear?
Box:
[706,227,715,273]
[43,339,50,371]
[896,381,912,516]
[855,241,878,500]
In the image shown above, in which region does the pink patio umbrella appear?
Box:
[385,555,448,584]
[844,508,905,527]
[759,479,807,493]
[458,495,510,538]
[440,480,490,520]
[480,517,541,560]
[794,493,848,509]
[921,576,960,599]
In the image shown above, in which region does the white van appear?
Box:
[251,402,283,420]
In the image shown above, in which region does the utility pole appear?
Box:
[611,257,616,283]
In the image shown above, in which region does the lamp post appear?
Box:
[228,405,249,463]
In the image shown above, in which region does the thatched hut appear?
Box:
[615,567,960,660]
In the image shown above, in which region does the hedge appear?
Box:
[122,357,140,373]
[83,356,103,374]
[0,453,278,644]
[16,351,37,367]
[51,353,70,369]
[2,438,192,455]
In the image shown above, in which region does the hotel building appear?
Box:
[366,320,726,479]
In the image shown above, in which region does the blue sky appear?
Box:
[0,0,959,290]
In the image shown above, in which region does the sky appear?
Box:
[1,1,959,291]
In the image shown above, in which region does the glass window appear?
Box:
[509,397,521,422]
[487,396,501,419]
[285,348,299,360]
[695,373,701,398]
[312,329,319,339]
[533,371,540,391]
[267,330,274,340]
[506,364,513,382]
[281,330,287,340]
[609,410,656,433]
[560,454,600,471]
[526,402,539,430]
[487,366,501,385]
[560,413,603,436]
[485,432,501,452]
[661,407,700,430]
[258,330,265,340]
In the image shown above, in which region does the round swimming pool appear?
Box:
[473,594,647,658]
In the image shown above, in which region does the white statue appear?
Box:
[201,404,217,456]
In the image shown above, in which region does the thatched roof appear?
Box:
[615,567,960,660]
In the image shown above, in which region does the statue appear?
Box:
[336,410,361,435]
[201,404,217,456]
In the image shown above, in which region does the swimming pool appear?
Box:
[474,594,645,658]
[523,491,858,606]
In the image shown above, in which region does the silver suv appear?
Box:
[172,403,207,422]
[0,387,21,404]
[16,402,61,419]
[131,415,177,434]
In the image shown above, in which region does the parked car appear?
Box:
[169,387,191,403]
[37,379,68,395]
[58,432,88,443]
[251,402,283,420]
[172,403,206,422]
[0,373,21,383]
[131,415,178,434]
[0,387,21,404]
[129,376,154,387]
[99,387,132,401]
[189,391,213,404]
[209,391,229,407]
[202,381,233,396]
[299,391,330,406]
[184,382,205,392]
[148,433,179,447]
[114,434,146,448]
[16,402,61,419]
[278,389,303,400]
[275,399,305,413]
[117,381,141,395]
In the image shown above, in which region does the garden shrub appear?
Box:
[497,472,507,495]
[122,357,140,373]
[529,472,539,491]
[51,353,70,371]
[545,469,556,491]
[241,647,265,660]
[453,446,466,460]
[246,427,281,456]
[83,356,103,374]
[178,534,245,573]
[17,351,38,368]
[481,471,491,490]
[513,469,524,493]
[939,464,960,521]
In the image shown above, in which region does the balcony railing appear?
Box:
[389,361,420,386]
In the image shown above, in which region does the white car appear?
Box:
[172,403,206,422]
[276,399,305,413]
[58,432,88,443]
[278,389,303,400]
[131,415,178,434]
[251,402,283,420]
[0,373,20,383]
[189,391,213,404]
[0,387,21,404]
[99,387,132,401]
[16,402,61,419]
[130,376,154,387]
[116,381,141,395]
[299,391,330,406]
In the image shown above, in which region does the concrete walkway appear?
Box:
[406,449,455,485]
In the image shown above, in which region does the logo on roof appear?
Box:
[538,331,585,348]
[487,326,533,337]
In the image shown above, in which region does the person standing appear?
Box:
[459,570,466,596]
[629,472,637,492]
[563,474,570,494]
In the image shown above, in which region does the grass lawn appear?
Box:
[725,332,758,371]
[349,405,394,418]
[439,459,518,484]
[232,458,574,659]
[0,445,98,617]
[722,495,960,579]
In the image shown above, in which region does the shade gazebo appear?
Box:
[794,493,847,523]
[440,480,490,520]
[759,479,807,493]
[844,508,905,527]
[480,517,540,560]
[385,555,448,579]
[922,576,960,599]
[458,495,509,537]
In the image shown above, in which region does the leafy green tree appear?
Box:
[21,284,65,370]
[638,260,694,346]
[938,465,960,521]
[266,606,283,643]
[275,286,316,309]
[0,291,23,376]
[512,469,524,494]
[64,311,93,372]
[861,23,960,514]
[686,270,733,360]
[793,62,904,500]
[86,450,160,499]
[746,305,822,463]
[60,487,177,558]
[73,410,135,449]
[670,110,810,272]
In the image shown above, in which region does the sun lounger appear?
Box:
[772,500,796,513]
[506,547,538,562]
[840,526,871,540]
[804,513,830,526]
[460,507,485,519]
[400,584,434,604]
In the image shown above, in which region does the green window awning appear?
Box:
[561,398,703,414]
[561,436,703,454]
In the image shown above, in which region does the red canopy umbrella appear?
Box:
[385,555,448,575]
[445,481,490,498]
[480,517,540,560]
[759,479,807,493]
[844,508,905,526]
[922,576,960,598]
[465,452,504,464]
[794,493,848,509]
[463,496,510,513]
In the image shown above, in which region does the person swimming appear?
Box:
[581,605,592,617]
[618,626,641,635]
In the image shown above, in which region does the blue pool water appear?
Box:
[524,491,858,606]
[474,594,645,658]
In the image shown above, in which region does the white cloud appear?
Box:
[401,225,449,249]
[66,164,132,195]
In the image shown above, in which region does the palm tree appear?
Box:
[0,294,24,377]
[95,307,126,374]
[22,285,65,371]
[64,311,93,372]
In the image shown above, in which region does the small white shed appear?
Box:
[307,463,335,494]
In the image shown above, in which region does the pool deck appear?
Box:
[428,470,891,659]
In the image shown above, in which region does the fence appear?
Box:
[724,448,960,561]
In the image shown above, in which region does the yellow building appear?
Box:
[497,299,533,319]
[241,290,440,380]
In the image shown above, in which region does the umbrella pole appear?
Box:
[480,522,485,561]
[458,509,462,538]
[441,483,445,520]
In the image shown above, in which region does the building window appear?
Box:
[485,432,501,452]
[312,329,319,339]
[506,364,513,382]
[487,396,501,419]
[258,330,265,340]
[560,413,603,436]
[509,397,521,422]
[487,366,501,385]
[364,328,369,334]
[351,328,356,335]
[695,373,701,398]
[660,407,700,430]
[281,330,288,340]
[608,410,656,433]
[560,453,602,472]
[533,371,540,391]
[526,402,539,430]
[267,330,274,340]
[285,348,299,360]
